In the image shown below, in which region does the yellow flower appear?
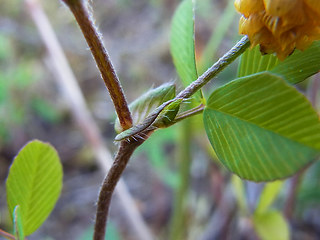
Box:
[235,0,320,59]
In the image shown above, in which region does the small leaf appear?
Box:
[271,41,320,84]
[115,98,182,141]
[13,206,24,240]
[253,211,290,240]
[170,0,202,100]
[256,181,283,214]
[115,83,175,133]
[238,45,279,77]
[6,140,63,236]
[203,72,320,181]
[231,175,247,213]
[153,98,182,128]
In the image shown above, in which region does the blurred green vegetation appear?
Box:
[0,33,61,143]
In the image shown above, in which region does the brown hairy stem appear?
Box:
[26,0,153,239]
[93,139,145,240]
[62,0,132,130]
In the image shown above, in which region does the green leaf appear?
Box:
[115,98,182,141]
[238,45,279,78]
[203,72,320,181]
[271,41,320,84]
[238,41,320,85]
[253,211,290,240]
[256,181,283,214]
[114,83,176,133]
[13,206,24,240]
[6,140,63,236]
[170,0,201,100]
[231,175,247,213]
[153,98,182,128]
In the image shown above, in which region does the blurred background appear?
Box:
[0,0,320,239]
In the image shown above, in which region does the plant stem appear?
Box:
[174,104,204,123]
[26,0,153,239]
[284,75,320,219]
[169,119,192,240]
[116,36,250,139]
[198,0,236,74]
[92,37,249,238]
[0,229,15,240]
[93,139,145,240]
[62,0,132,130]
[284,172,303,219]
[176,36,250,99]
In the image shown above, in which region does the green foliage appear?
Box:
[115,97,181,141]
[0,34,12,60]
[256,181,283,214]
[271,41,320,84]
[297,161,320,210]
[0,34,60,142]
[170,0,202,100]
[239,41,320,85]
[238,45,279,77]
[136,126,179,188]
[6,140,63,236]
[198,0,237,73]
[114,83,176,133]
[153,98,182,128]
[31,98,62,124]
[253,211,290,240]
[231,176,247,214]
[13,206,25,240]
[203,72,320,181]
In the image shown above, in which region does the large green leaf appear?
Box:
[170,0,201,100]
[253,211,290,240]
[203,72,320,181]
[6,140,63,236]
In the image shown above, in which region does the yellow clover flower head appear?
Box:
[235,0,320,59]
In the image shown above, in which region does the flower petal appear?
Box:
[305,0,320,15]
[263,0,298,16]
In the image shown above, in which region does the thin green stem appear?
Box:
[62,0,132,130]
[176,36,250,99]
[174,104,204,123]
[169,119,192,240]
